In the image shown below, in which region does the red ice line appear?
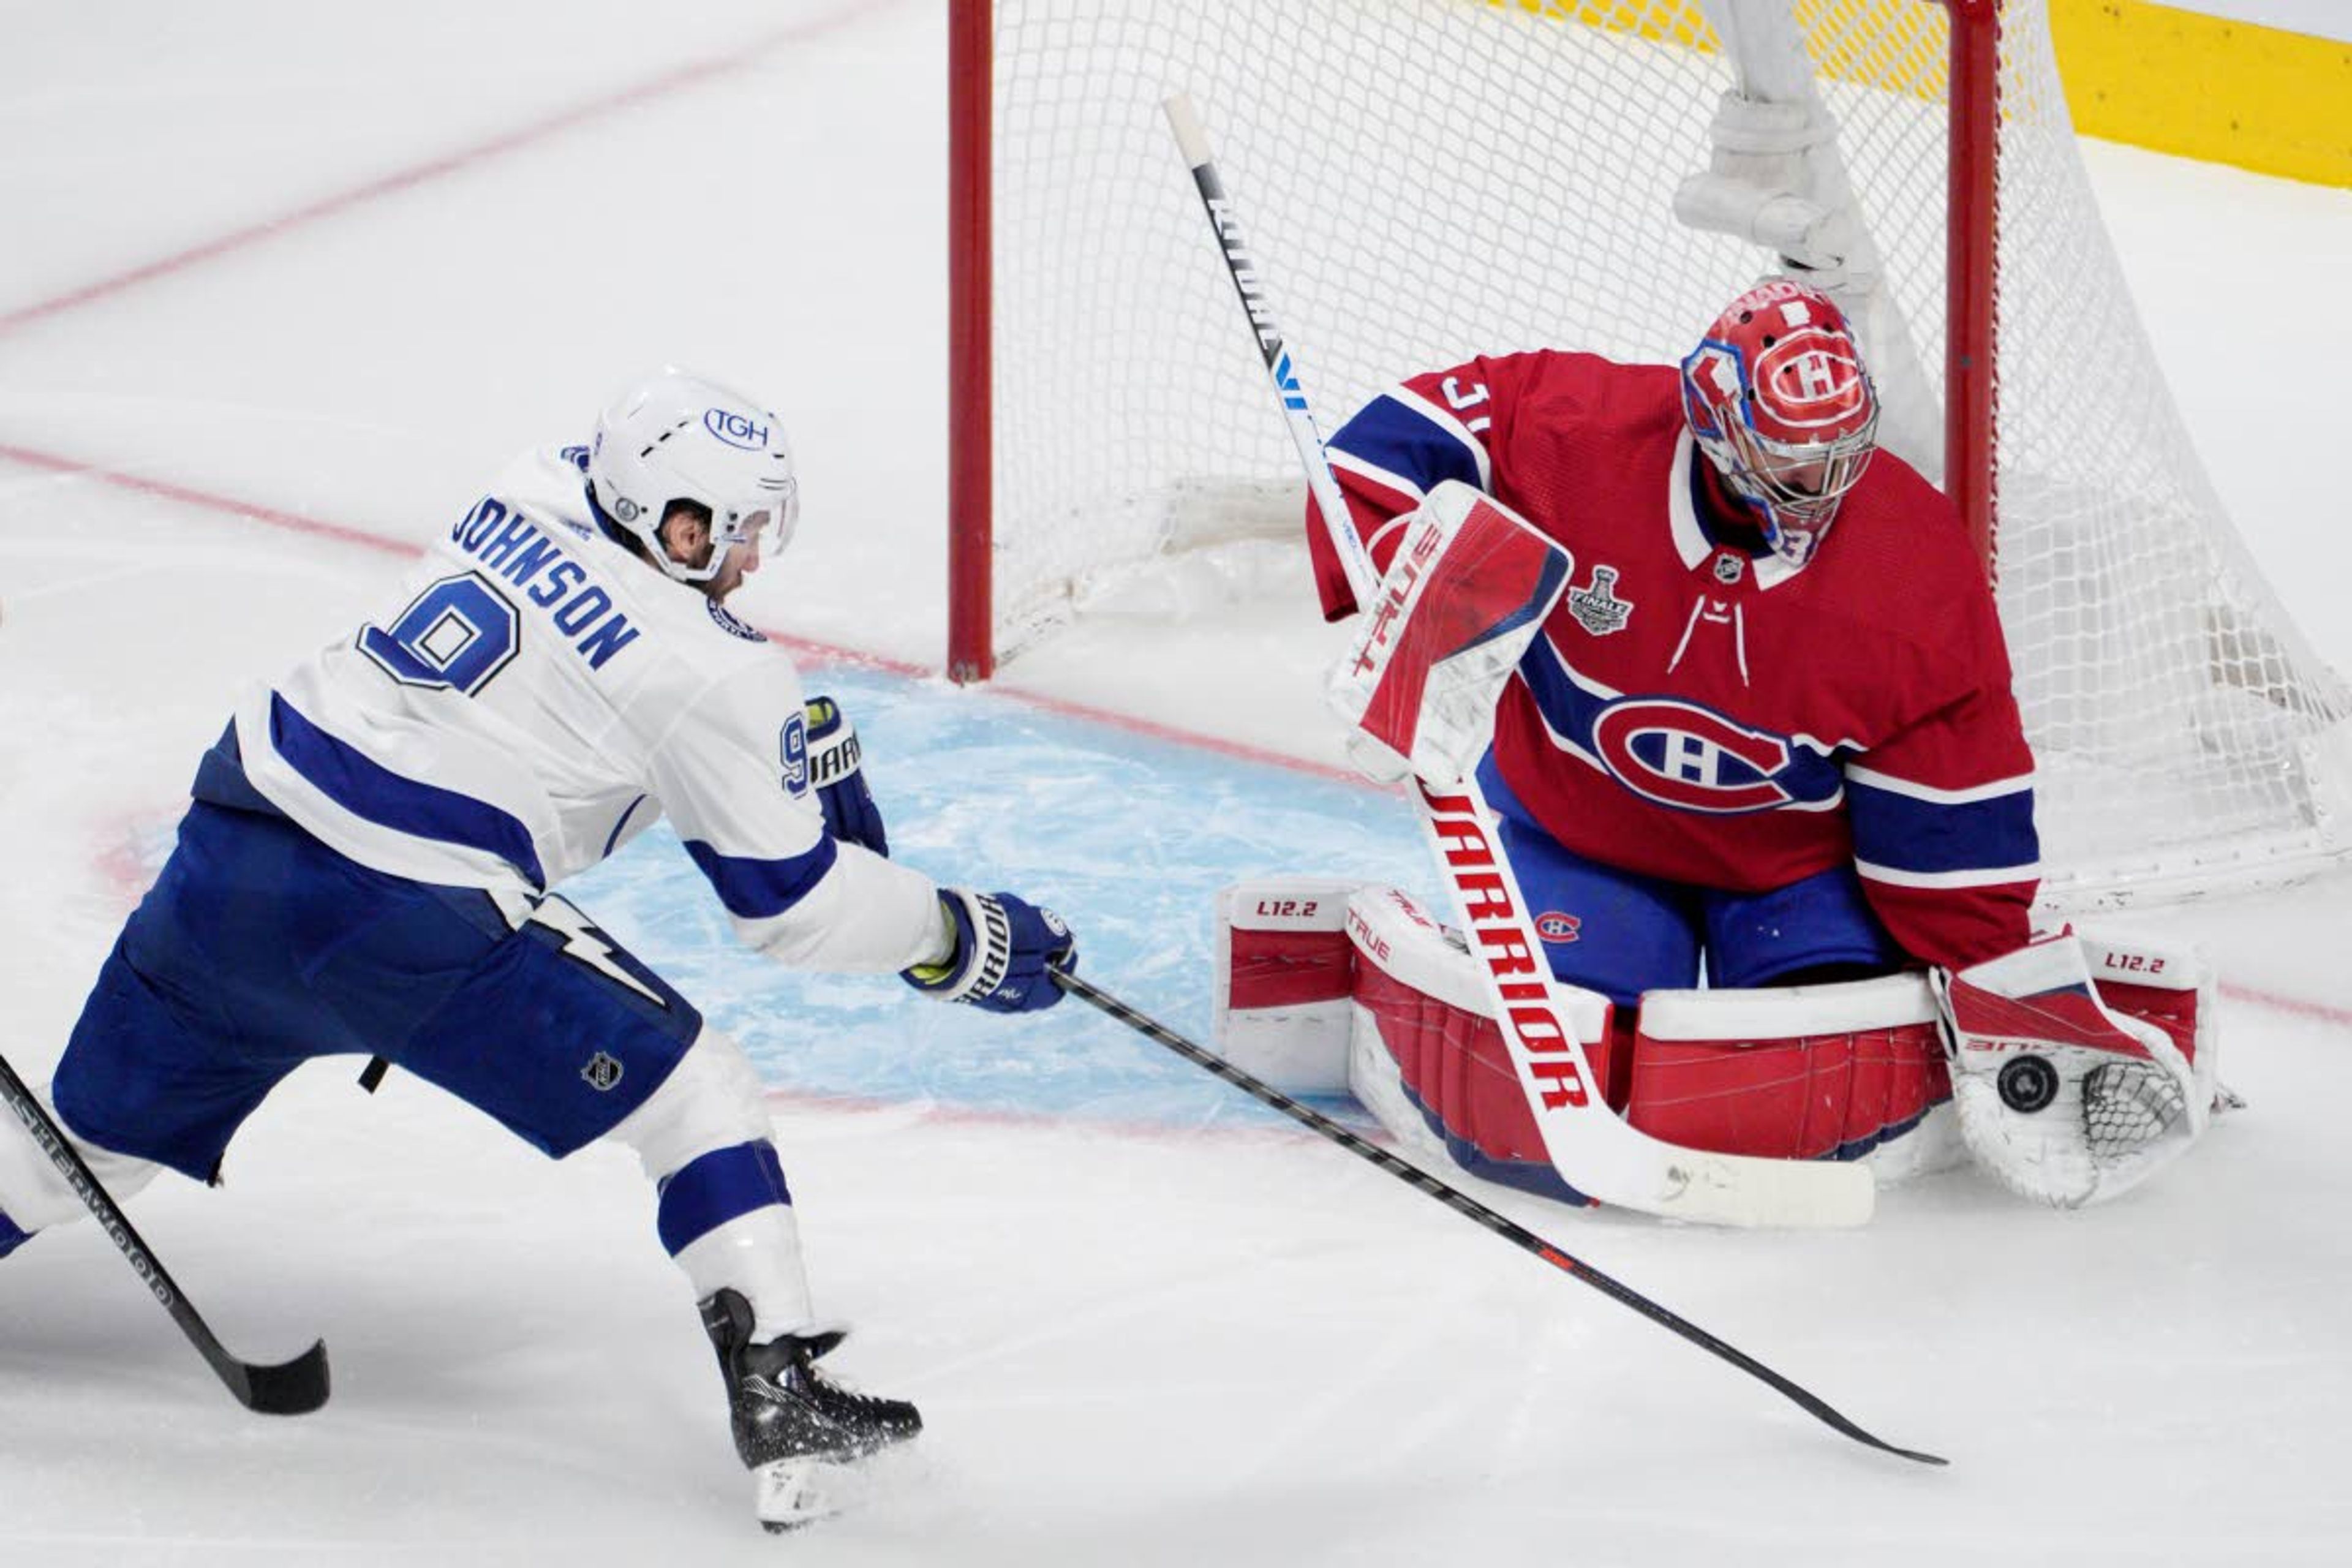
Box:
[0,11,854,339]
[2218,981,2352,1031]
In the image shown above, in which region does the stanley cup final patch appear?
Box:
[1566,564,1634,635]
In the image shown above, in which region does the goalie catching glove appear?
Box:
[902,889,1076,1014]
[1326,480,1572,785]
[1932,930,2220,1208]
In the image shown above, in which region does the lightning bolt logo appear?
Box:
[492,889,666,1006]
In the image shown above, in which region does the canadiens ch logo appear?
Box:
[1566,565,1634,635]
[1590,697,1796,813]
[1534,911,1582,943]
[582,1052,625,1091]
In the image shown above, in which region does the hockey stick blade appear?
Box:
[1165,92,1871,1228]
[228,1339,333,1415]
[1052,968,1945,1466]
[0,1050,332,1416]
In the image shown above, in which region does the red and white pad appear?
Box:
[1341,886,1615,1183]
[1210,878,1364,1094]
[1933,930,2218,1208]
[1630,976,1961,1183]
[1218,874,1989,1208]
[1325,480,1572,785]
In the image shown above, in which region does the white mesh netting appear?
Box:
[978,0,2352,905]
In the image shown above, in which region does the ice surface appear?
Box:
[2,3,2348,1562]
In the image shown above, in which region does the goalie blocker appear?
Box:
[1324,480,1570,786]
[1215,877,2220,1208]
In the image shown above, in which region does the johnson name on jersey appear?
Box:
[228,445,943,973]
[1314,350,2038,970]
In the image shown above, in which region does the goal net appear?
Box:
[951,0,2352,907]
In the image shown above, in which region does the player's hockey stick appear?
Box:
[1165,92,1874,1229]
[1051,967,1943,1464]
[0,1049,331,1415]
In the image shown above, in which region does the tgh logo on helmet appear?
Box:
[703,407,771,450]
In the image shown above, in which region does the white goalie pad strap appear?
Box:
[1934,933,2212,1209]
[1325,480,1572,786]
[1211,878,1365,1095]
[1632,976,1962,1182]
[1637,973,1937,1040]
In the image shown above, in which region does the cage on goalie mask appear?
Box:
[1680,279,1879,568]
[589,368,801,585]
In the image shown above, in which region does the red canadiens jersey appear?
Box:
[1310,350,2038,970]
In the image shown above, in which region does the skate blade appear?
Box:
[753,1456,851,1533]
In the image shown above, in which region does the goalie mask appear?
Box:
[1680,279,1879,568]
[588,369,801,586]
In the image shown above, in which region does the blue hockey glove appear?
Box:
[902,889,1077,1014]
[806,695,888,856]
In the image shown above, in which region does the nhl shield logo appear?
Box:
[1713,552,1745,586]
[1566,565,1634,636]
[582,1051,625,1092]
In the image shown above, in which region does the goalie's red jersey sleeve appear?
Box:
[1308,359,1515,619]
[1835,579,2040,970]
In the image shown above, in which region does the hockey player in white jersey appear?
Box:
[0,369,1076,1529]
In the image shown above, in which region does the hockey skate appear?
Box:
[698,1287,923,1532]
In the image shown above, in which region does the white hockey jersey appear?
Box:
[232,445,946,974]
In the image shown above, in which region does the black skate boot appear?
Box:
[698,1287,923,1531]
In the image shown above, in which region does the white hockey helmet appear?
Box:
[588,368,800,584]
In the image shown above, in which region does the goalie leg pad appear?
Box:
[1341,886,1614,1202]
[1210,878,1366,1095]
[1627,976,1953,1170]
[1326,480,1572,785]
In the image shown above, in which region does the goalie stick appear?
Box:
[1165,92,1873,1228]
[0,1047,331,1415]
[1052,967,1944,1465]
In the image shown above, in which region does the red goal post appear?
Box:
[947,0,2352,908]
